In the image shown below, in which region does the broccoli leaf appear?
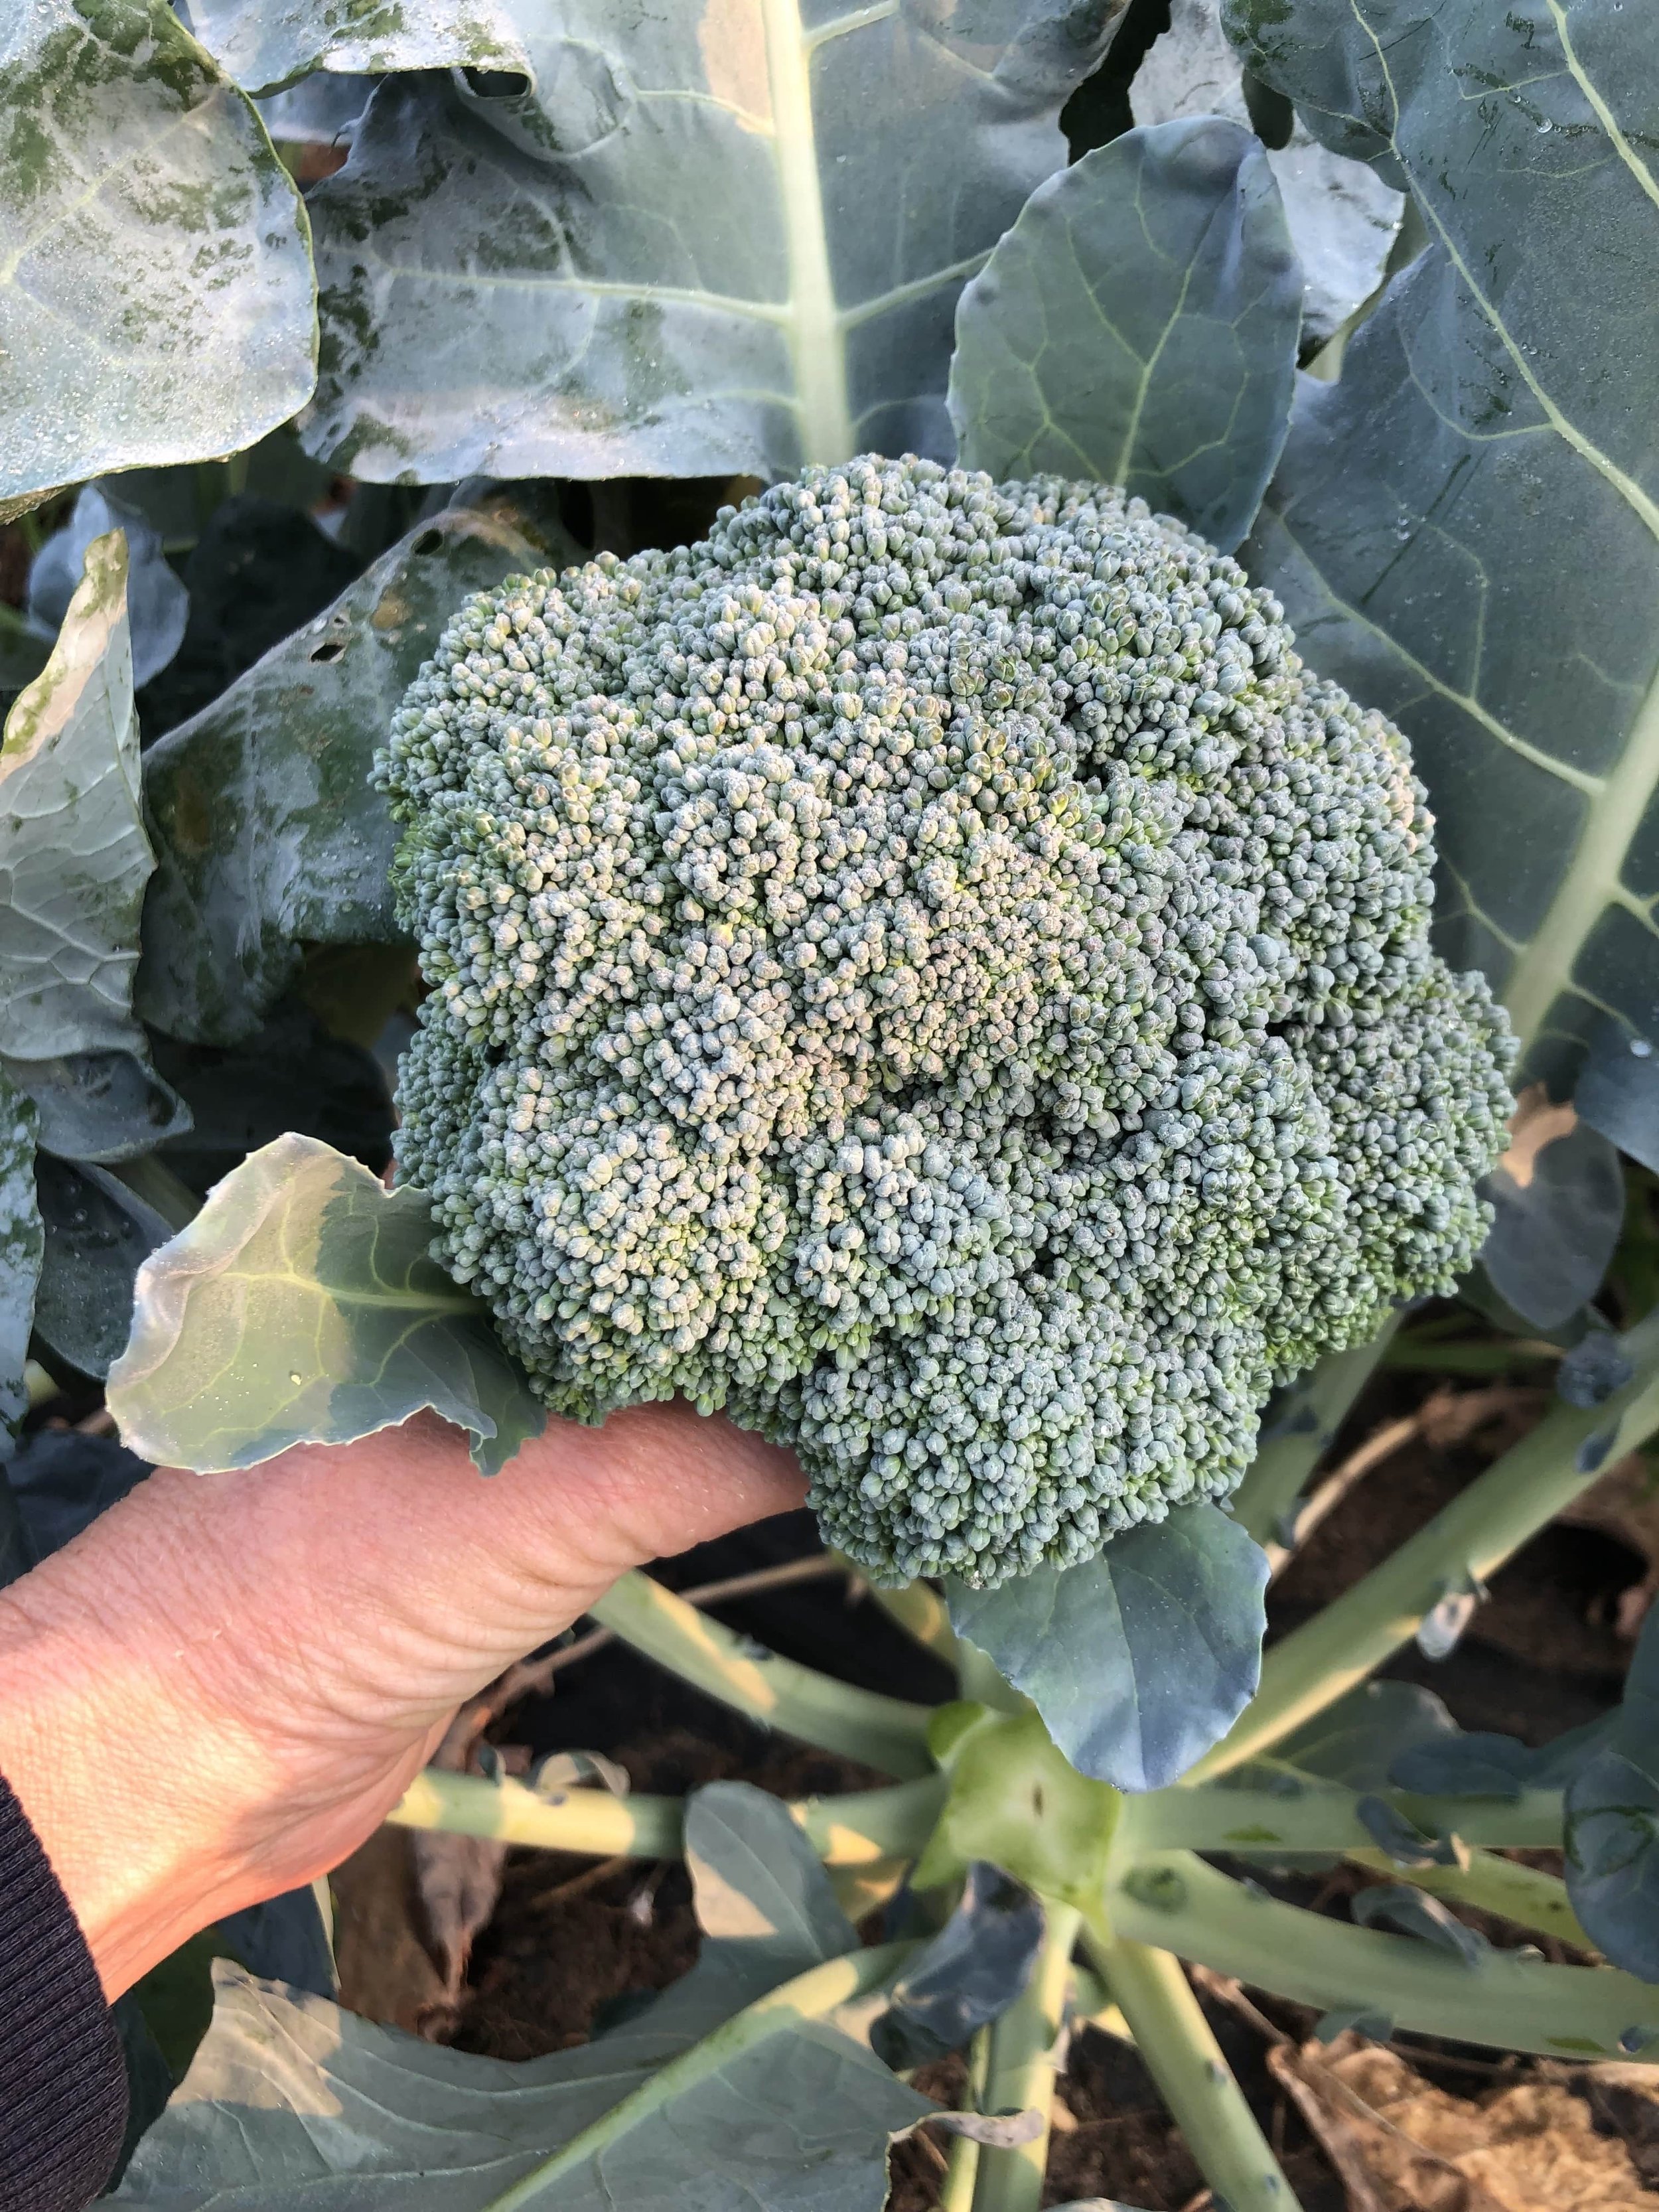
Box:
[106,1134,545,1475]
[949,117,1301,552]
[275,3,1123,482]
[34,1156,173,1382]
[1480,1092,1625,1329]
[1566,1601,1659,1978]
[27,487,190,691]
[0,532,187,1161]
[947,1503,1269,1792]
[0,1071,42,1451]
[136,504,550,1046]
[110,1783,928,2209]
[0,0,315,510]
[871,1864,1043,2070]
[0,534,151,1065]
[1227,0,1659,1094]
[1129,0,1402,347]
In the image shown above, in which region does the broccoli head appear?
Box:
[378,457,1512,1589]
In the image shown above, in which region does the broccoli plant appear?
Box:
[4,0,1659,2205]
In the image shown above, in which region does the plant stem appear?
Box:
[1231,1317,1402,1546]
[1343,1848,1591,1951]
[480,1940,915,2211]
[1084,1930,1299,2212]
[1193,1307,1659,1779]
[857,1572,961,1666]
[589,1570,937,1776]
[1111,1850,1659,2060]
[1122,1783,1564,1854]
[938,2026,991,2212]
[388,1768,946,1867]
[970,1899,1079,2212]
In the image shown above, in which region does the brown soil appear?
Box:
[356,1374,1659,2208]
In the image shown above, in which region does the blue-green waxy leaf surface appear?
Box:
[136,502,551,1046]
[34,1155,173,1382]
[0,0,315,513]
[0,532,186,1161]
[1129,0,1402,347]
[1226,0,1659,1092]
[0,1070,42,1451]
[112,1783,929,2209]
[948,117,1301,552]
[106,1134,545,1475]
[278,1,1125,482]
[1480,1096,1625,1329]
[947,1501,1269,1791]
[1567,1603,1659,1980]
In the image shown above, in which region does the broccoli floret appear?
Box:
[378,457,1512,1589]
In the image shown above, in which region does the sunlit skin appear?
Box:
[0,1404,804,2000]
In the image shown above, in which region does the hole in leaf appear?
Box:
[310,638,346,664]
[410,528,445,557]
[463,66,532,98]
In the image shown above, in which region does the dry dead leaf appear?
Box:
[1271,2035,1650,2212]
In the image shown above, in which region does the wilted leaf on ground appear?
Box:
[136,504,551,1045]
[295,3,1126,482]
[1228,0,1659,1097]
[1131,0,1402,344]
[0,0,315,509]
[113,1784,928,2209]
[105,1134,545,1474]
[949,117,1301,552]
[948,1502,1269,1791]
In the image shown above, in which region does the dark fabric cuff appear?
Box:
[0,1771,129,2209]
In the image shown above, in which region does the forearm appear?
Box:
[0,1401,804,1999]
[0,1547,272,1999]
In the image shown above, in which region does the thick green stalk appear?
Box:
[938,2026,991,2212]
[1231,1319,1402,1546]
[1343,1849,1591,1951]
[1192,1308,1659,1778]
[1086,1931,1299,2212]
[388,1768,945,1868]
[1123,1783,1563,1854]
[480,1940,914,2211]
[971,1901,1080,2212]
[1111,1852,1659,2061]
[858,1573,961,1668]
[590,1570,936,1776]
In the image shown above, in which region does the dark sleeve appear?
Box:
[0,1773,129,2210]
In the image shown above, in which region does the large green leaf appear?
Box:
[948,116,1301,552]
[0,0,315,510]
[0,532,150,1063]
[1129,0,1402,346]
[112,1784,928,2209]
[276,0,1125,481]
[135,502,551,1045]
[0,1070,42,1449]
[1225,0,1659,1090]
[105,1134,545,1475]
[948,1502,1269,1791]
[0,529,190,1159]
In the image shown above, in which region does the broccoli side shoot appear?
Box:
[378,457,1513,1589]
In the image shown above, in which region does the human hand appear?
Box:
[0,1404,804,1998]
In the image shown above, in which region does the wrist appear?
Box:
[0,1546,270,2000]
